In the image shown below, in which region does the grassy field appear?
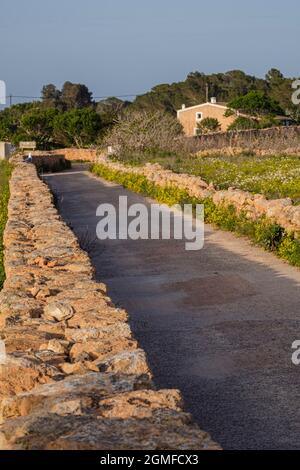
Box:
[116,153,300,203]
[0,161,12,288]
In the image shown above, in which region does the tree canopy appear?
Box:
[132,69,299,120]
[41,81,94,110]
[227,91,284,116]
[53,108,101,147]
[0,69,299,150]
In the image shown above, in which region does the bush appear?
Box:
[259,115,278,129]
[196,117,221,135]
[53,108,101,147]
[254,221,284,250]
[102,110,184,158]
[228,91,284,116]
[0,103,102,149]
[278,234,300,267]
[20,107,59,149]
[228,116,260,131]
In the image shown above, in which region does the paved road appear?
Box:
[45,167,300,450]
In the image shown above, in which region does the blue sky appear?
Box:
[1,0,299,102]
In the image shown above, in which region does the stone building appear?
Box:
[0,142,13,160]
[177,98,237,136]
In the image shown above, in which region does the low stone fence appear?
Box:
[49,148,97,162]
[28,153,69,172]
[96,156,300,235]
[0,155,219,450]
[193,125,300,154]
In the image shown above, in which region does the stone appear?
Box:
[69,338,138,363]
[39,339,69,354]
[43,302,74,322]
[67,308,128,328]
[0,155,220,451]
[0,411,221,450]
[96,389,183,419]
[59,361,100,375]
[97,349,151,376]
[64,322,131,343]
[0,372,154,421]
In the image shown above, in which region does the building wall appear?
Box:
[0,142,13,160]
[177,104,236,136]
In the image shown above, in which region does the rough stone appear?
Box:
[98,349,151,376]
[43,302,74,322]
[0,155,220,451]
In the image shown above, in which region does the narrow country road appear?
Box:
[45,166,300,450]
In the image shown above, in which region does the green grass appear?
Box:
[91,162,300,268]
[0,161,12,288]
[113,153,300,203]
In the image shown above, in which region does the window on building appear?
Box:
[196,112,202,121]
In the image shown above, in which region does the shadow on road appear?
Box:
[45,168,300,450]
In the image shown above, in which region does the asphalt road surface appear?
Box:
[45,166,300,450]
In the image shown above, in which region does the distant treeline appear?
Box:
[0,69,299,149]
[132,69,300,120]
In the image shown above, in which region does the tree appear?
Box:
[227,116,260,131]
[265,69,284,87]
[259,115,278,129]
[96,97,130,131]
[0,103,38,144]
[103,110,183,156]
[41,84,61,108]
[20,107,59,148]
[53,108,101,147]
[132,70,268,114]
[0,100,103,149]
[196,117,221,134]
[61,82,93,110]
[228,91,283,116]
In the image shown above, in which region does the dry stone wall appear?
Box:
[30,154,69,172]
[193,125,300,154]
[49,148,97,162]
[97,155,300,234]
[0,156,220,450]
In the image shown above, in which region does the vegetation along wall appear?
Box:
[91,156,300,267]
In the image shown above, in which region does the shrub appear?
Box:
[254,221,284,250]
[228,116,260,131]
[102,110,185,158]
[53,108,101,147]
[259,115,278,129]
[196,117,221,135]
[278,234,300,267]
[228,91,284,116]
